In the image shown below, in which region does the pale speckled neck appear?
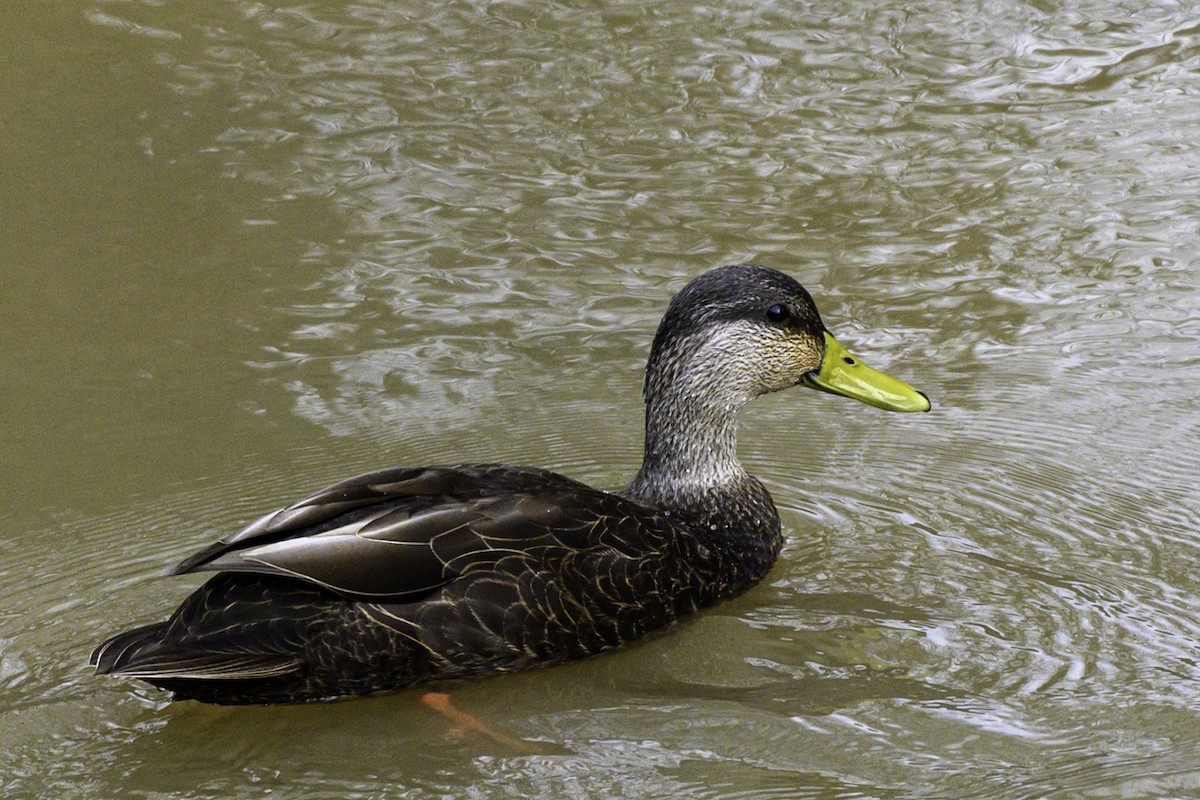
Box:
[623,352,753,508]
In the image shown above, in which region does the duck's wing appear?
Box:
[171,465,661,602]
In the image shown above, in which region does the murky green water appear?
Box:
[4,1,1200,797]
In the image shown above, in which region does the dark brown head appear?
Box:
[643,264,830,406]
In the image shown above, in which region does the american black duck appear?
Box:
[91,264,930,704]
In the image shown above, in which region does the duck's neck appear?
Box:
[622,346,783,581]
[624,377,751,509]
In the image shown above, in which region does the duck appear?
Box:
[91,264,930,705]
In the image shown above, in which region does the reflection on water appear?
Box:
[3,0,1200,797]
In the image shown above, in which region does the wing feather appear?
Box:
[166,465,675,602]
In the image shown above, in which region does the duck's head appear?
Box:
[643,264,930,415]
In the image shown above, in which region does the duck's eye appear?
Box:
[766,304,790,324]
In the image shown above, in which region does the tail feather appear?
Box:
[91,622,166,672]
[91,624,301,681]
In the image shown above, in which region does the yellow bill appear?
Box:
[801,332,931,413]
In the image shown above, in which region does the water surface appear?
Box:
[3,2,1200,797]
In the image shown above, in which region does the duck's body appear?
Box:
[97,464,779,705]
[92,265,928,704]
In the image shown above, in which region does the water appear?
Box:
[3,1,1200,797]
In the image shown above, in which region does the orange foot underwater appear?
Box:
[421,691,537,751]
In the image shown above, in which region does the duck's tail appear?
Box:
[90,623,301,681]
